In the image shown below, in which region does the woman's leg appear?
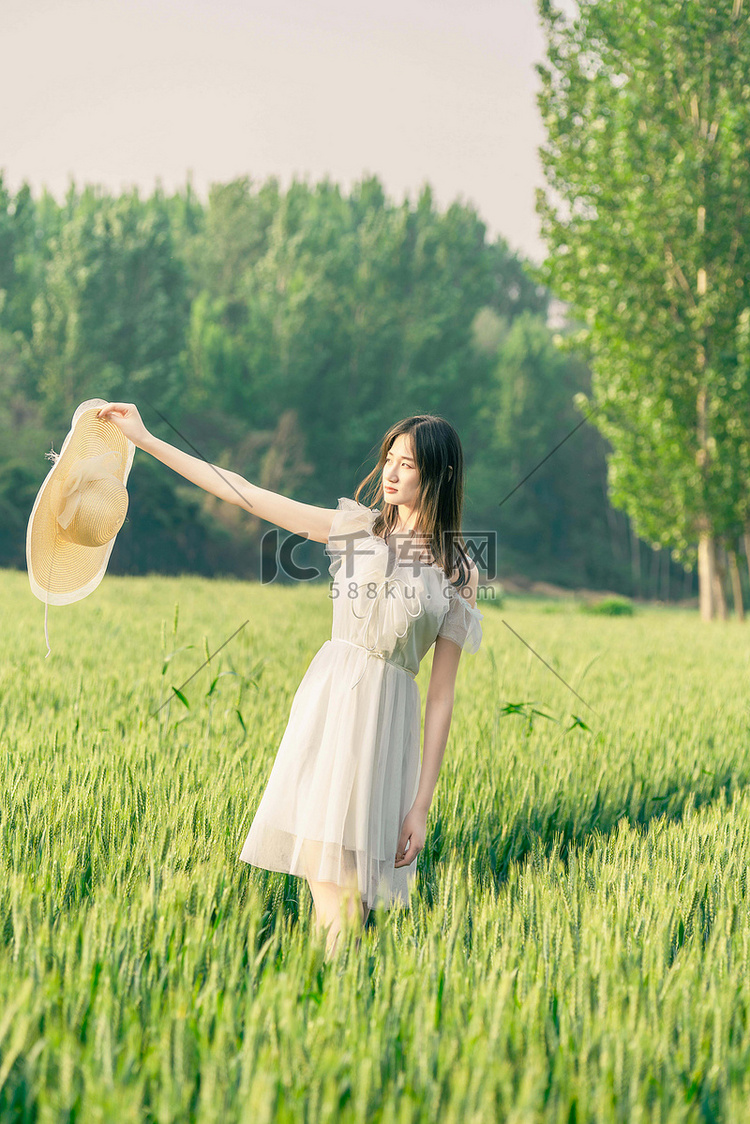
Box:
[302,839,365,958]
[309,878,363,959]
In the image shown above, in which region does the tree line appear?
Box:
[0,169,700,601]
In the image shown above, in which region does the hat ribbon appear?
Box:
[56,450,121,529]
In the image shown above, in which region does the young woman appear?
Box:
[96,404,484,959]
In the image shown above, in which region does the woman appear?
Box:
[96,404,484,959]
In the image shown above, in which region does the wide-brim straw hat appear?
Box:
[26,398,135,654]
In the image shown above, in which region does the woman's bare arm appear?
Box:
[139,432,336,542]
[414,560,480,810]
[96,401,336,543]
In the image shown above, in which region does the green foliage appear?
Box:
[3,572,750,1118]
[31,184,191,422]
[0,458,39,567]
[184,176,502,478]
[0,175,58,340]
[536,0,750,568]
[0,170,682,593]
[112,455,230,577]
[472,310,628,589]
[580,595,635,616]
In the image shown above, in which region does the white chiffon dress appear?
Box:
[238,496,484,911]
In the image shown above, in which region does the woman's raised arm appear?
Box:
[96,402,336,544]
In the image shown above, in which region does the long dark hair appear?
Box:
[353,414,474,592]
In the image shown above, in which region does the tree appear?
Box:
[471,311,637,590]
[183,175,504,502]
[536,0,750,619]
[31,185,191,427]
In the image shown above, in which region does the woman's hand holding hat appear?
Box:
[96,402,151,449]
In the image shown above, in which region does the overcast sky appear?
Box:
[3,0,555,262]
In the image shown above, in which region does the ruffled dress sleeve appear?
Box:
[436,583,484,654]
[325,496,380,580]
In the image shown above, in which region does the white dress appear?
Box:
[238,497,484,910]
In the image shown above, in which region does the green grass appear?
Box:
[579,596,636,616]
[1,568,750,1122]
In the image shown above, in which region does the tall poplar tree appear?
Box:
[536,0,750,619]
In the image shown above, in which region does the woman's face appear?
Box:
[382,435,419,508]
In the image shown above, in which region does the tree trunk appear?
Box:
[713,543,729,620]
[744,528,750,588]
[728,548,745,621]
[696,381,714,621]
[698,531,717,621]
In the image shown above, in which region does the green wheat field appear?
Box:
[2,568,750,1123]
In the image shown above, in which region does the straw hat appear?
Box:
[26,398,135,655]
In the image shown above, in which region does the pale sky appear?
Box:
[3,0,554,262]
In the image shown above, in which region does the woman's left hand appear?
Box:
[394,805,427,868]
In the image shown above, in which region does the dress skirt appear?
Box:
[239,637,422,910]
